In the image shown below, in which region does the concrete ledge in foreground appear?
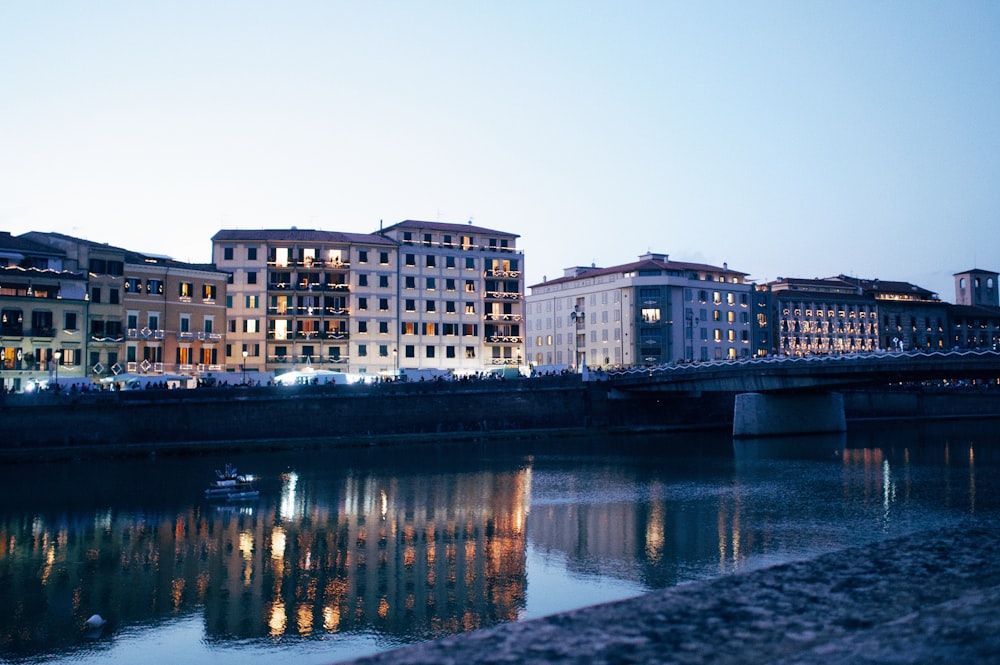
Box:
[340,521,1000,664]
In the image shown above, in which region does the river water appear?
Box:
[2,418,998,665]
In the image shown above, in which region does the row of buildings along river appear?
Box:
[1,223,999,392]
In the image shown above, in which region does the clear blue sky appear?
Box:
[2,1,998,302]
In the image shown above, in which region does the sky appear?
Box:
[2,1,998,303]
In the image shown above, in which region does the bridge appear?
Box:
[600,350,1000,438]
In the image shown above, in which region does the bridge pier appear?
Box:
[733,392,846,438]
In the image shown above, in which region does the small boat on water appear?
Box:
[205,463,260,501]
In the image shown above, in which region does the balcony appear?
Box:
[90,334,125,344]
[29,327,56,338]
[484,313,523,322]
[0,325,23,336]
[484,269,522,278]
[484,291,523,300]
[487,336,523,344]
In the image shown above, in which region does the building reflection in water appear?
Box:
[0,463,530,659]
[0,423,992,662]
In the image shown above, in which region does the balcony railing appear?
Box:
[484,269,522,278]
[484,313,523,321]
[484,291,523,300]
[487,336,523,344]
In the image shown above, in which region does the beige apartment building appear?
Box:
[526,253,753,370]
[212,221,525,378]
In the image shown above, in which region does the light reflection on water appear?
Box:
[1,418,998,665]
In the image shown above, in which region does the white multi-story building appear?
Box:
[526,252,753,370]
[212,220,525,378]
[378,220,525,374]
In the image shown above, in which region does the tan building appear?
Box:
[527,253,753,370]
[212,220,525,379]
[121,252,229,377]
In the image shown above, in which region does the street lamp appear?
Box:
[53,350,62,389]
[242,350,248,385]
[392,348,398,376]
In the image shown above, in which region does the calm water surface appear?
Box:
[2,418,998,665]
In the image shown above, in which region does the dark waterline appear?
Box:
[2,418,998,665]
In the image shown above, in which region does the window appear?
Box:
[379,251,389,264]
[465,257,476,270]
[358,250,369,263]
[465,280,476,292]
[358,321,368,333]
[446,301,456,314]
[426,301,436,312]
[446,256,456,269]
[243,319,259,333]
[203,284,217,300]
[147,280,164,295]
[423,233,432,247]
[90,287,101,303]
[405,254,415,267]
[223,247,234,260]
[358,273,369,287]
[379,321,389,334]
[379,345,388,357]
[248,247,257,260]
[379,298,389,311]
[405,276,416,289]
[405,299,416,312]
[179,282,193,298]
[426,277,435,290]
[180,315,190,333]
[465,303,476,315]
[446,278,456,291]
[358,297,368,311]
[426,346,435,358]
[64,311,78,331]
[358,344,367,357]
[245,295,259,308]
[247,271,257,285]
[124,278,142,293]
[379,275,390,288]
[426,255,436,267]
[465,346,476,358]
[405,345,415,358]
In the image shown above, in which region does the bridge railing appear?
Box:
[603,349,1000,381]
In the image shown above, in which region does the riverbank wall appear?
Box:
[1,377,998,460]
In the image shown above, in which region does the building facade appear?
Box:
[950,268,1000,350]
[0,232,90,391]
[526,253,753,370]
[761,274,948,356]
[212,220,525,378]
[20,232,229,384]
[378,221,525,373]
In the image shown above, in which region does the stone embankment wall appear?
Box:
[0,377,736,455]
[2,377,997,458]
